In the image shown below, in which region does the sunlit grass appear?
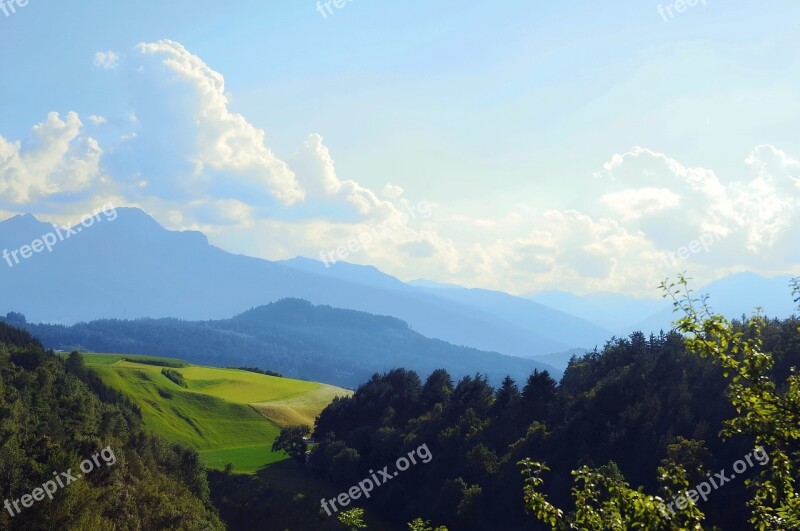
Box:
[84,354,350,473]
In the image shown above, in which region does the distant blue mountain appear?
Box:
[3,209,791,364]
[281,259,614,353]
[0,208,604,358]
[279,256,410,291]
[10,298,559,388]
[631,272,797,334]
[529,272,798,337]
[407,279,462,290]
[528,290,666,334]
[406,285,613,351]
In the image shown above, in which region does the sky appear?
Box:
[1,0,799,297]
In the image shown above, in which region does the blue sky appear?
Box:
[1,0,799,296]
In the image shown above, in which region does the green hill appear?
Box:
[19,298,560,389]
[83,353,350,473]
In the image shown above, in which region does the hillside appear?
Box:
[300,318,800,530]
[0,324,224,530]
[81,353,350,473]
[8,299,560,388]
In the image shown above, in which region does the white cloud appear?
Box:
[5,39,800,297]
[580,144,800,283]
[382,183,404,199]
[289,133,391,218]
[0,112,103,206]
[119,39,304,207]
[93,51,119,70]
[600,187,681,221]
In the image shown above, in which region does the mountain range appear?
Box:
[529,272,798,339]
[0,209,609,360]
[1,209,796,373]
[3,299,558,388]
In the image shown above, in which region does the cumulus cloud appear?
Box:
[399,239,437,258]
[3,39,799,297]
[382,183,404,199]
[0,112,103,206]
[112,39,305,209]
[289,133,392,219]
[600,187,681,221]
[574,144,800,285]
[93,51,119,70]
[430,209,660,295]
[391,143,800,295]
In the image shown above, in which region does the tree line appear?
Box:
[0,324,224,529]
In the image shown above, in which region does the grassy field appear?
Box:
[82,353,350,473]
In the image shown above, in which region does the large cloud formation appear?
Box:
[115,40,304,208]
[445,145,800,295]
[1,40,798,296]
[0,112,102,205]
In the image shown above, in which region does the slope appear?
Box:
[83,354,350,473]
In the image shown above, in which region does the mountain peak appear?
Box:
[1,212,46,229]
[105,207,163,228]
[0,213,53,246]
[78,207,210,247]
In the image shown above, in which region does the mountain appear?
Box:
[287,259,613,352]
[631,272,798,334]
[279,256,410,291]
[531,272,798,337]
[0,208,610,357]
[0,213,53,246]
[408,284,613,351]
[407,279,462,289]
[531,347,590,372]
[6,209,787,362]
[8,299,560,388]
[528,290,667,334]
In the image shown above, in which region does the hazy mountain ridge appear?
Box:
[1,210,795,368]
[0,209,610,357]
[529,272,798,338]
[5,298,560,388]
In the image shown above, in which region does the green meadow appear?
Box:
[83,353,350,473]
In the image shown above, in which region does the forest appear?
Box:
[1,283,798,530]
[250,284,800,530]
[3,299,554,389]
[0,323,224,529]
